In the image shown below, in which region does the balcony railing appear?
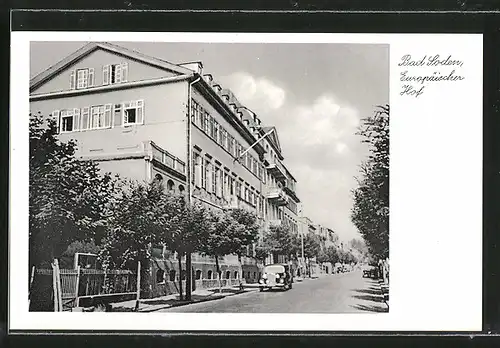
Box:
[148,141,186,174]
[264,153,287,181]
[266,187,288,206]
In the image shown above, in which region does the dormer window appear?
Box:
[103,62,128,85]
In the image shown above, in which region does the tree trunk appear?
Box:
[215,255,221,293]
[186,252,192,301]
[177,253,183,301]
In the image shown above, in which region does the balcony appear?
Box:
[223,195,255,212]
[266,187,288,206]
[283,179,300,203]
[264,153,287,182]
[148,141,186,175]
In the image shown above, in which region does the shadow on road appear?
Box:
[352,288,381,296]
[352,294,385,303]
[350,304,388,313]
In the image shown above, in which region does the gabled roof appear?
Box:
[30,41,195,92]
[262,126,283,156]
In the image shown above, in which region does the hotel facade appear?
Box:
[29,42,303,297]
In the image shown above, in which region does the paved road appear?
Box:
[160,270,388,313]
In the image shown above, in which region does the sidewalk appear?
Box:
[111,286,257,313]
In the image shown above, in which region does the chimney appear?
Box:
[178,61,203,75]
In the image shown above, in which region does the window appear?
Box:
[60,109,80,133]
[195,270,202,280]
[204,112,210,134]
[207,270,213,280]
[191,99,202,126]
[169,270,176,281]
[213,120,219,142]
[228,135,234,155]
[209,116,215,138]
[221,129,228,150]
[193,152,202,187]
[203,159,210,190]
[229,176,235,195]
[103,63,128,85]
[156,269,165,284]
[225,271,231,279]
[211,165,216,194]
[81,107,90,130]
[90,105,112,129]
[236,181,242,198]
[234,271,239,279]
[179,185,185,193]
[70,68,94,90]
[123,100,144,125]
[167,180,174,191]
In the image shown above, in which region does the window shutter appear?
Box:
[81,107,89,130]
[103,65,110,85]
[52,110,60,132]
[113,104,122,127]
[69,71,76,90]
[88,68,95,87]
[121,62,128,82]
[104,104,112,128]
[73,108,81,131]
[115,64,122,83]
[137,100,144,124]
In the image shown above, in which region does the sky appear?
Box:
[30,41,389,243]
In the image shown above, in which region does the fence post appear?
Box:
[75,266,81,308]
[52,262,58,311]
[135,261,141,311]
[28,265,35,309]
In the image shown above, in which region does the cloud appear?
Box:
[221,72,286,111]
[220,73,366,242]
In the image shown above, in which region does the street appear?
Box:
[159,270,388,313]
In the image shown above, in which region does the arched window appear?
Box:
[179,185,185,193]
[154,173,163,183]
[167,180,174,191]
[181,270,187,280]
[225,271,231,279]
[195,270,202,280]
[253,272,256,279]
[156,269,165,283]
[234,271,239,279]
[169,270,176,281]
[207,270,213,280]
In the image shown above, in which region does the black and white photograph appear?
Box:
[27,40,390,314]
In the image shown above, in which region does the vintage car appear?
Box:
[258,264,293,291]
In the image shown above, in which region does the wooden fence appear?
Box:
[29,260,140,312]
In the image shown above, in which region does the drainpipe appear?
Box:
[185,74,201,302]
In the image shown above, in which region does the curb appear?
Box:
[376,279,389,309]
[134,288,258,313]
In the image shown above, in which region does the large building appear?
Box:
[29,42,302,296]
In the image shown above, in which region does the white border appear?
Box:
[10,32,483,332]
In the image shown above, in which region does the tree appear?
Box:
[29,113,117,269]
[199,208,259,292]
[262,224,299,263]
[163,197,211,300]
[301,233,321,277]
[351,105,389,260]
